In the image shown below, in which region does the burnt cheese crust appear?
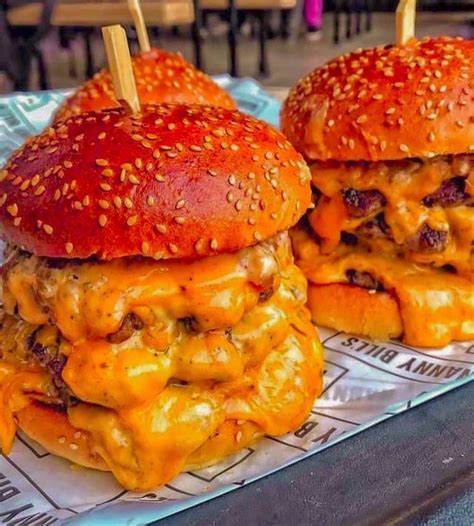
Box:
[0,233,324,490]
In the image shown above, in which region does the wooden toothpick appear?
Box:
[127,0,151,53]
[396,0,417,45]
[101,25,141,114]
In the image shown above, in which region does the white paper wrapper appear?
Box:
[0,81,472,525]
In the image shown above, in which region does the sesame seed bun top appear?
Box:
[54,48,236,122]
[281,36,474,162]
[0,104,311,260]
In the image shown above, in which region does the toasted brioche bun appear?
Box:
[307,284,403,342]
[54,48,235,122]
[0,104,311,259]
[15,402,109,471]
[16,402,262,475]
[281,37,474,161]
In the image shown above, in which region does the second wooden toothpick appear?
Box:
[128,0,151,53]
[102,25,141,114]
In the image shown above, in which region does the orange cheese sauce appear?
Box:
[0,233,324,490]
[309,155,473,273]
[292,226,474,347]
[3,234,284,343]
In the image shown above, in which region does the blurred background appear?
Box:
[0,0,472,93]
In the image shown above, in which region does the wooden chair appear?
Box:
[200,0,296,77]
[6,0,200,89]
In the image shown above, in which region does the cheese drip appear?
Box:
[292,226,474,347]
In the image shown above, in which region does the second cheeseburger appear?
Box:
[281,36,473,347]
[0,103,323,490]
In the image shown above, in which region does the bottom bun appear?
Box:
[307,283,403,342]
[16,401,262,476]
[16,402,109,471]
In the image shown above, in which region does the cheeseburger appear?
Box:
[0,103,323,490]
[54,48,235,122]
[281,37,473,348]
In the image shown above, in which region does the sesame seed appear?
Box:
[399,144,409,153]
[124,198,133,209]
[427,113,437,120]
[254,231,262,241]
[127,215,137,226]
[156,224,167,234]
[356,115,368,123]
[58,436,66,444]
[147,196,155,206]
[100,183,111,191]
[228,175,236,186]
[98,200,109,209]
[13,217,21,226]
[69,443,79,450]
[210,238,218,250]
[385,107,396,115]
[428,131,436,142]
[83,195,90,206]
[248,218,256,225]
[208,169,217,177]
[129,175,140,185]
[101,168,114,178]
[98,215,107,227]
[174,216,186,224]
[73,431,81,439]
[43,224,53,235]
[65,242,74,254]
[95,159,108,167]
[98,132,106,140]
[142,241,150,253]
[455,120,464,128]
[113,196,122,208]
[169,243,178,254]
[135,158,143,169]
[7,203,18,217]
[189,145,202,152]
[380,141,387,151]
[175,199,186,209]
[31,174,40,186]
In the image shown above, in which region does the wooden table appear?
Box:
[7,0,194,27]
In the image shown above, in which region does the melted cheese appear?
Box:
[309,156,473,273]
[3,235,285,343]
[68,311,321,490]
[0,234,324,490]
[292,226,474,347]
